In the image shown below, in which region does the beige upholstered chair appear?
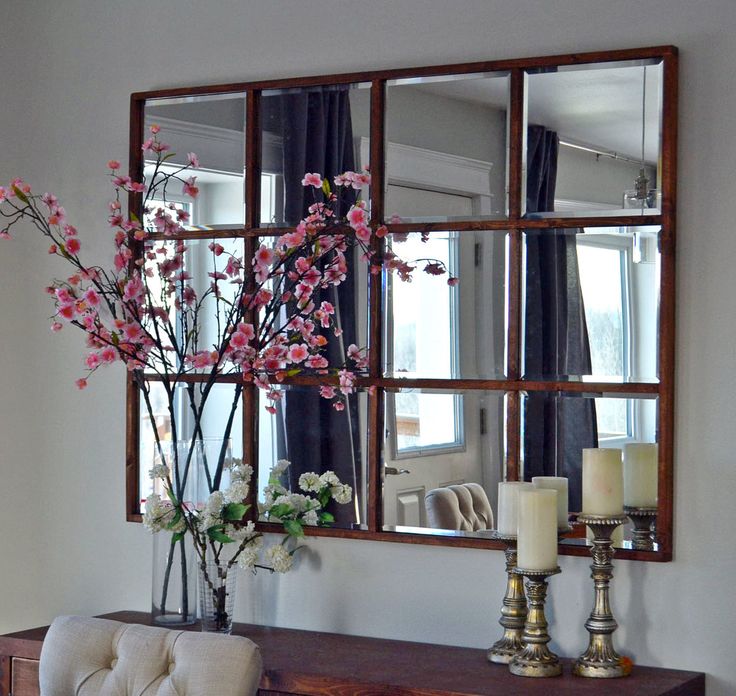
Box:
[39,615,262,696]
[424,482,494,532]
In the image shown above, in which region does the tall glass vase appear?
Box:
[150,440,201,626]
[150,438,233,627]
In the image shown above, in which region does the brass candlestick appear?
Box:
[487,532,527,664]
[573,513,630,678]
[624,506,658,551]
[509,567,562,678]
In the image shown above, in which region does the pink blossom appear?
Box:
[265,405,277,415]
[64,238,81,255]
[83,288,101,306]
[107,160,121,170]
[354,224,371,243]
[50,322,63,332]
[123,275,144,301]
[333,401,345,411]
[287,344,309,363]
[338,369,355,395]
[389,213,402,224]
[347,205,368,228]
[320,386,337,399]
[301,173,323,188]
[0,187,7,202]
[187,152,200,168]
[122,323,143,343]
[208,242,225,256]
[375,225,389,238]
[183,177,199,198]
[190,350,219,369]
[100,346,117,363]
[48,206,66,226]
[254,244,274,266]
[63,224,78,237]
[306,355,328,369]
[150,124,161,134]
[85,353,101,370]
[0,230,11,240]
[75,378,88,390]
[423,262,445,276]
[447,277,459,287]
[55,287,73,304]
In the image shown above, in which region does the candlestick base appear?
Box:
[573,514,630,679]
[509,567,562,678]
[624,506,658,551]
[488,532,527,664]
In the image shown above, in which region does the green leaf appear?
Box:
[319,511,335,525]
[111,332,120,346]
[267,504,292,519]
[318,489,331,508]
[166,509,182,529]
[161,152,178,163]
[12,186,29,204]
[284,519,304,538]
[166,488,179,506]
[172,532,185,543]
[322,178,331,197]
[284,368,302,377]
[130,211,140,224]
[208,528,235,544]
[223,502,247,521]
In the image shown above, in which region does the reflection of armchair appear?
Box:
[39,616,262,696]
[425,483,494,532]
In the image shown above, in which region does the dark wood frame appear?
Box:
[125,45,678,562]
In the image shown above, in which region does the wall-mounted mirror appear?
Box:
[128,46,676,561]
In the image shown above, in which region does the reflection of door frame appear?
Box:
[359,137,494,215]
[359,137,503,523]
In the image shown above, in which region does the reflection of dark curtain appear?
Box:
[523,125,597,512]
[277,86,362,527]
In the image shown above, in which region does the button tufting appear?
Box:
[168,662,175,674]
[111,658,118,669]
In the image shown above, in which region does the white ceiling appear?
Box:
[410,61,662,163]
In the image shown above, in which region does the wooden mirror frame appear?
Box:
[126,45,677,561]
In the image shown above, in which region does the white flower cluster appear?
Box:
[142,493,184,533]
[149,463,169,480]
[266,544,293,573]
[237,535,263,570]
[199,490,224,531]
[298,472,322,493]
[224,461,253,503]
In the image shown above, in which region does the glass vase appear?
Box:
[150,439,203,627]
[199,559,238,634]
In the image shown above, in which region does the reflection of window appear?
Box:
[577,230,632,440]
[388,232,464,455]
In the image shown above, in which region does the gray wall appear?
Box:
[1,1,735,693]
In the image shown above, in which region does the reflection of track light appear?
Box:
[623,67,659,210]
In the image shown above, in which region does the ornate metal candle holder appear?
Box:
[573,513,630,678]
[487,532,527,664]
[624,506,658,551]
[509,566,562,678]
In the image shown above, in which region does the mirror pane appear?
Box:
[383,389,506,537]
[257,385,368,530]
[138,380,244,506]
[385,72,509,222]
[524,60,662,218]
[521,390,658,551]
[259,82,372,227]
[383,230,507,379]
[144,93,246,229]
[522,226,660,383]
[142,237,246,374]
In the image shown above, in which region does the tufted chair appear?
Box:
[424,482,494,532]
[39,616,262,696]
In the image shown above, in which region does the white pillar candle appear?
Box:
[532,476,569,529]
[582,448,624,515]
[624,443,658,507]
[517,489,558,571]
[496,481,534,535]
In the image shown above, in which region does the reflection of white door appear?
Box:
[383,185,482,529]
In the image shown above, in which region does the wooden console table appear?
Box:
[0,611,705,695]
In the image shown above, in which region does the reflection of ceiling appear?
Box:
[409,63,662,163]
